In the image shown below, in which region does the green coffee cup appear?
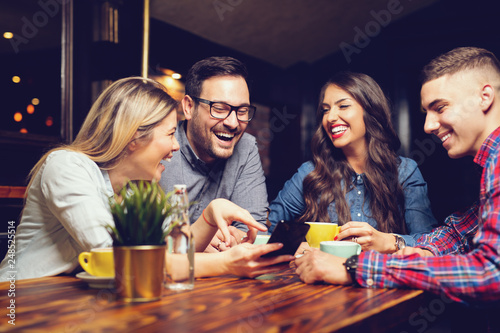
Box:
[320,241,361,258]
[253,235,270,245]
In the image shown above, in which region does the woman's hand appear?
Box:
[294,242,312,256]
[221,243,295,278]
[194,199,267,251]
[294,250,351,285]
[336,221,397,253]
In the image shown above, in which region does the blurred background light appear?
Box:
[14,112,22,122]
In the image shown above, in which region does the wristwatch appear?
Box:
[393,234,406,252]
[343,255,359,285]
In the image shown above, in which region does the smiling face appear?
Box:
[183,75,249,164]
[321,84,367,157]
[126,111,179,181]
[421,72,487,159]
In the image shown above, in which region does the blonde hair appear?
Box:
[27,77,177,194]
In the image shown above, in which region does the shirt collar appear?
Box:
[100,169,115,198]
[178,120,202,167]
[177,120,225,175]
[474,126,500,167]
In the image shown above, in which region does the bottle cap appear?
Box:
[173,184,187,195]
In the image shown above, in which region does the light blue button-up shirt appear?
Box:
[268,158,437,246]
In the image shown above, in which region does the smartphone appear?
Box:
[261,220,310,257]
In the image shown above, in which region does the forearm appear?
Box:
[357,248,500,305]
[193,252,228,277]
[190,218,218,252]
[415,225,463,255]
[415,204,479,256]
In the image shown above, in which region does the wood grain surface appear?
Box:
[0,268,426,332]
[0,186,25,199]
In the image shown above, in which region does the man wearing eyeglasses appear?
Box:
[160,56,268,252]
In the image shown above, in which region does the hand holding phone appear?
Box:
[261,220,310,257]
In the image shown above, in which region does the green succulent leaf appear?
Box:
[107,180,176,246]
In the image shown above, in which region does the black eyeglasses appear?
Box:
[191,97,256,122]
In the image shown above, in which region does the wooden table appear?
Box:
[0,268,429,332]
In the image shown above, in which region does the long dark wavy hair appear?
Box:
[298,72,407,234]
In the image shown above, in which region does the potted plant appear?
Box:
[107,180,174,302]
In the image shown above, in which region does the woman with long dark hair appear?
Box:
[269,72,436,253]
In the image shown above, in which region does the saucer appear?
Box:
[76,272,115,289]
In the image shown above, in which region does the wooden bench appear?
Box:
[0,186,26,199]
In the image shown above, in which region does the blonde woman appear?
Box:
[0,77,292,281]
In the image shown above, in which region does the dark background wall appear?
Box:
[149,0,492,223]
[300,0,492,222]
[2,0,497,226]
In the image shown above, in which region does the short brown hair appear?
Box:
[185,56,249,99]
[421,47,500,84]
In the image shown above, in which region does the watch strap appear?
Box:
[343,255,359,286]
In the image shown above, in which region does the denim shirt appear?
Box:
[268,157,437,246]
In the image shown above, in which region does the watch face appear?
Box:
[397,236,406,249]
[345,255,359,269]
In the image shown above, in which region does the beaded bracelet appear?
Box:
[202,209,217,228]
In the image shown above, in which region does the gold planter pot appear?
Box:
[114,245,165,302]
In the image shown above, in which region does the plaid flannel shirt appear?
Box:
[356,126,500,305]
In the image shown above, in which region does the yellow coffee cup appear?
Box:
[305,222,340,248]
[78,248,114,277]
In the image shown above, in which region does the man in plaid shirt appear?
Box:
[295,47,500,306]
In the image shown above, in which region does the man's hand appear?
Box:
[205,226,247,252]
[294,250,352,285]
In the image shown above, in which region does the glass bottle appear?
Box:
[164,184,195,290]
